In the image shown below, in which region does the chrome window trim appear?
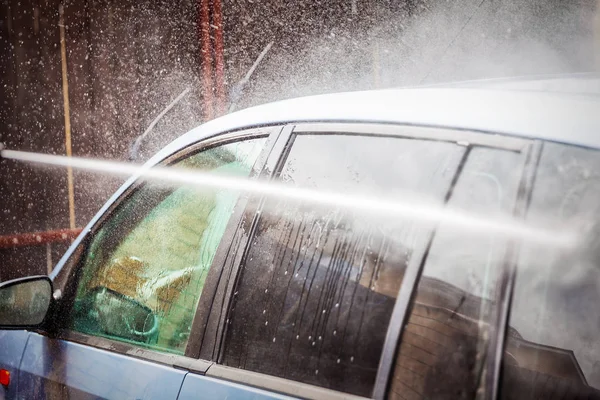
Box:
[487,140,543,400]
[207,364,369,400]
[294,123,527,152]
[62,331,214,374]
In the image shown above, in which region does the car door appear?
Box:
[176,123,532,399]
[14,127,278,399]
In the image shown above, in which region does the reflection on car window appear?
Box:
[221,134,465,396]
[390,147,522,400]
[501,143,600,399]
[70,138,265,355]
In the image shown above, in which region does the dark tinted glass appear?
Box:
[501,143,600,399]
[222,134,465,396]
[390,147,523,400]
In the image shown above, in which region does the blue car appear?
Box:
[1,81,600,399]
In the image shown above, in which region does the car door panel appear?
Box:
[0,331,30,400]
[17,333,186,399]
[177,374,294,400]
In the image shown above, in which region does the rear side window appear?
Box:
[69,138,266,355]
[390,147,523,399]
[220,134,466,396]
[501,143,600,398]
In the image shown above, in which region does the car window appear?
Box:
[389,147,523,400]
[69,138,265,355]
[501,143,600,399]
[220,134,466,396]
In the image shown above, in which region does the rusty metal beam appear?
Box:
[0,228,83,249]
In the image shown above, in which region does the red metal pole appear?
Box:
[199,0,214,120]
[212,0,226,116]
[0,228,83,249]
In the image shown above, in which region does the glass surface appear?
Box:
[390,148,523,400]
[501,143,600,398]
[0,278,52,326]
[70,138,265,354]
[222,134,465,396]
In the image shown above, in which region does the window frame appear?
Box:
[202,122,535,399]
[376,140,540,400]
[47,125,284,373]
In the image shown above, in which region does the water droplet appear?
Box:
[295,273,299,278]
[315,369,319,375]
[272,337,276,343]
[263,309,266,314]
[265,321,268,326]
[322,309,326,314]
[318,336,322,340]
[333,330,337,336]
[264,289,268,293]
[312,342,316,346]
[234,291,238,296]
[296,335,300,340]
[335,303,339,308]
[308,335,312,340]
[337,358,341,364]
[284,270,288,275]
[350,356,354,362]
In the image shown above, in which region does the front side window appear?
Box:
[69,138,265,355]
[221,133,466,396]
[501,143,600,399]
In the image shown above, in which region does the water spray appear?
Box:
[228,41,274,113]
[129,87,191,161]
[0,146,581,252]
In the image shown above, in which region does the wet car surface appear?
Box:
[0,83,600,399]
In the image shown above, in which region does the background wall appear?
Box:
[0,0,598,281]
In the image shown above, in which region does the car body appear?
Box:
[1,80,600,399]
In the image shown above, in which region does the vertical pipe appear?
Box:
[199,0,214,121]
[59,4,76,230]
[212,0,226,116]
[46,243,53,274]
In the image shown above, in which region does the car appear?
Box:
[1,81,600,400]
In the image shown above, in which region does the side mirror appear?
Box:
[0,276,52,328]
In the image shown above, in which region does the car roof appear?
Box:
[149,86,600,167]
[50,86,600,280]
[419,72,600,96]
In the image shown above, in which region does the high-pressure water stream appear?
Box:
[0,146,580,251]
